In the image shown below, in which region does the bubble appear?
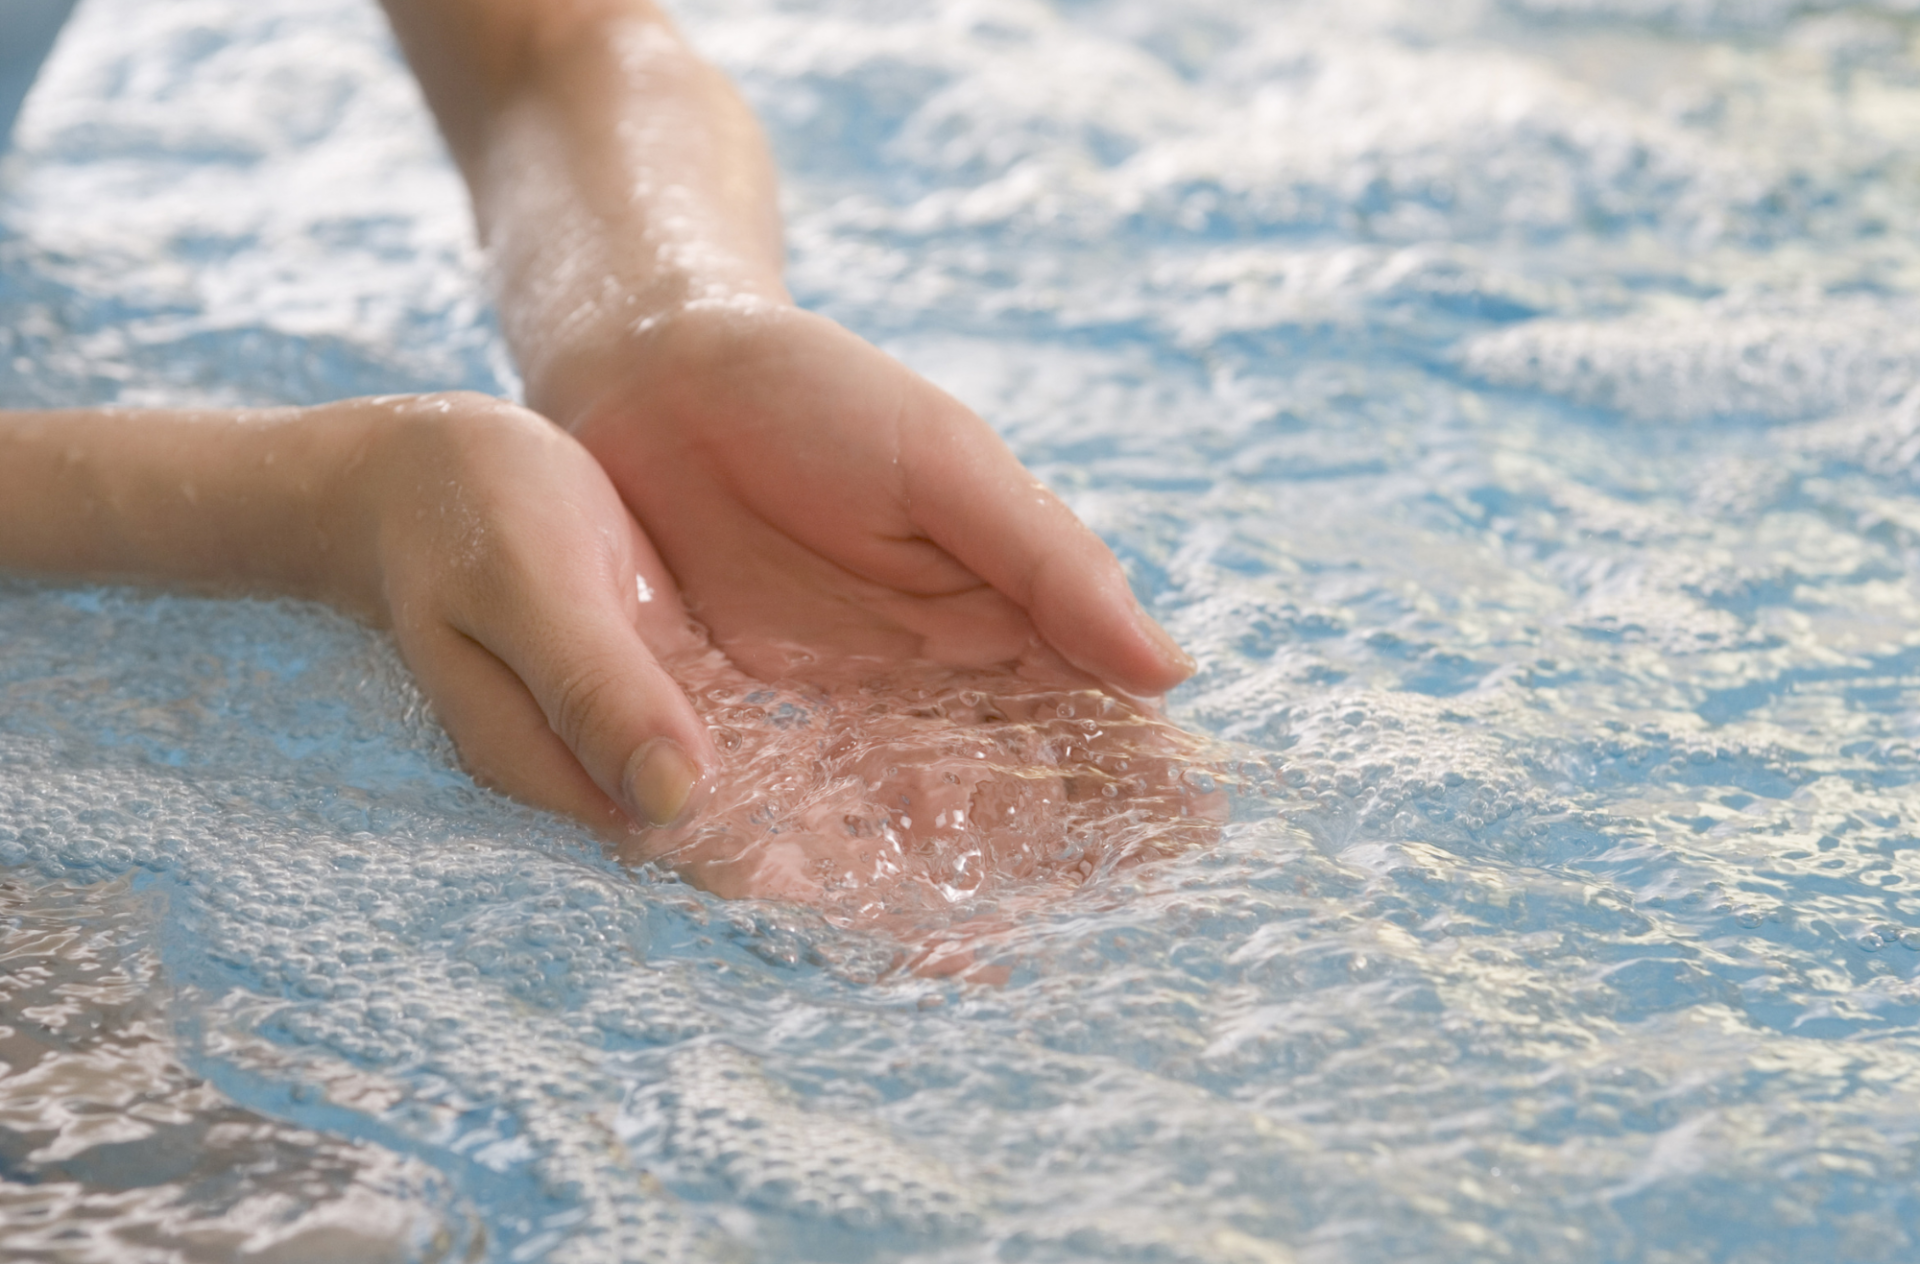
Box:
[629,648,1230,917]
[666,1045,982,1233]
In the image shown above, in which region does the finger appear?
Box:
[491,605,715,828]
[902,406,1195,696]
[439,542,718,829]
[399,620,631,834]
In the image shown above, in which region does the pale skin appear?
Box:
[0,0,1197,899]
[0,396,1212,930]
[374,0,1195,809]
[0,394,718,835]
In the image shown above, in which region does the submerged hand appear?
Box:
[559,304,1195,695]
[620,655,1225,950]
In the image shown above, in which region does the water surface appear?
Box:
[7,0,1920,1260]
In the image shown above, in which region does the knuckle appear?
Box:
[546,657,626,754]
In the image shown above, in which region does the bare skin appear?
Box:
[377,0,1196,809]
[0,1,1206,926]
[0,395,711,833]
[0,398,1216,946]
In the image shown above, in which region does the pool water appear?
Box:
[7,0,1920,1260]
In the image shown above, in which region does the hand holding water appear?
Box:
[369,0,1210,913]
[0,0,1213,918]
[329,395,722,831]
[383,0,1194,704]
[558,301,1196,696]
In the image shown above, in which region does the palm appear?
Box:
[563,307,1210,925]
[575,308,1092,684]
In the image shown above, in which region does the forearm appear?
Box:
[380,0,790,425]
[0,404,376,612]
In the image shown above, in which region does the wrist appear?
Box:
[288,398,393,620]
[458,10,792,426]
[525,287,801,435]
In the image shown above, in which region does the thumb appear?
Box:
[493,603,715,827]
[406,577,716,832]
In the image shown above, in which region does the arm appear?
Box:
[0,404,354,599]
[377,0,787,415]
[0,398,1211,916]
[378,0,1196,694]
[0,396,716,831]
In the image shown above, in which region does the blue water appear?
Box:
[8,0,1920,1260]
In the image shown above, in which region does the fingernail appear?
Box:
[625,739,700,827]
[1135,607,1197,678]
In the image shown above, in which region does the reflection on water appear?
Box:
[0,876,477,1263]
[7,0,1920,1260]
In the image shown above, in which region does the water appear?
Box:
[631,653,1222,916]
[5,0,1920,1259]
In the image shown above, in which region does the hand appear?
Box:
[633,660,1222,899]
[619,653,1225,981]
[329,392,1221,935]
[324,393,717,833]
[557,303,1196,695]
[372,0,1209,929]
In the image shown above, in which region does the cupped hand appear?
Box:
[325,392,717,833]
[556,303,1195,696]
[321,391,1219,954]
[620,654,1227,965]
